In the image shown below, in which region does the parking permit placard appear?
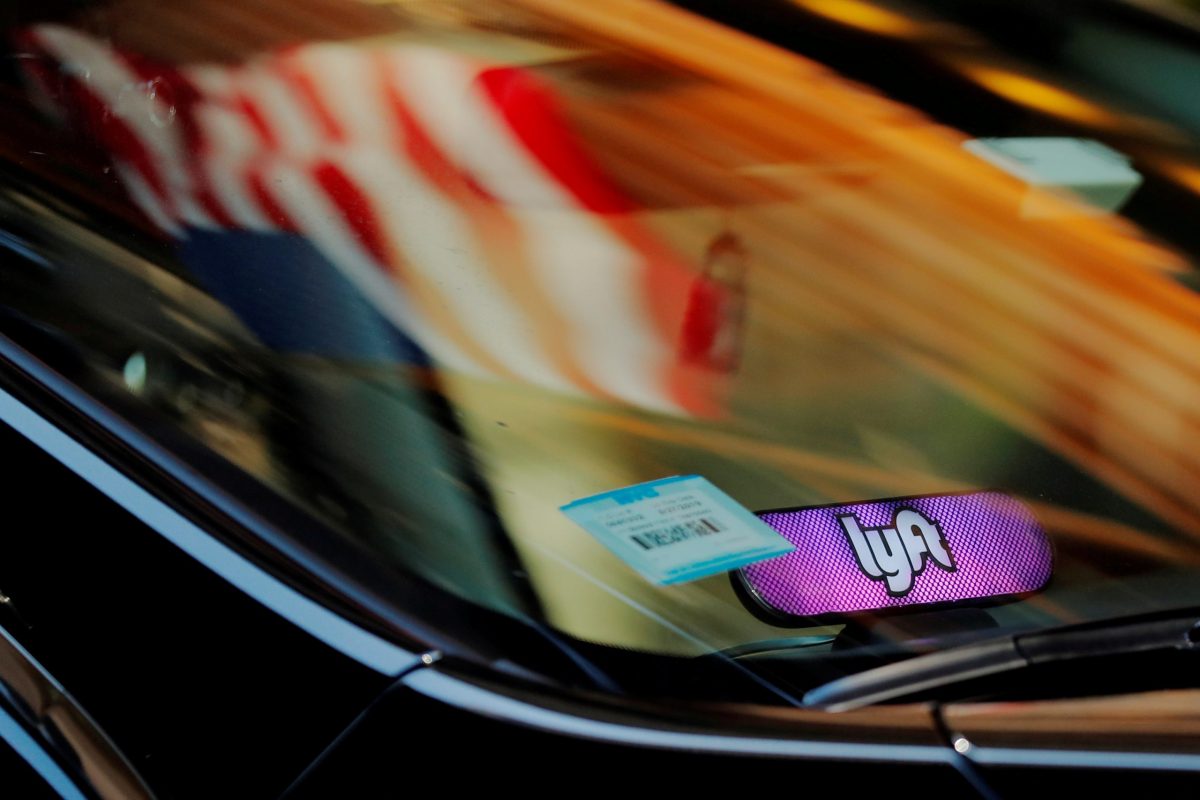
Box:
[560,475,794,585]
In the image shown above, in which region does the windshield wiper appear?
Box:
[803,608,1200,711]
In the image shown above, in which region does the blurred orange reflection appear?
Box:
[789,0,924,37]
[954,62,1123,128]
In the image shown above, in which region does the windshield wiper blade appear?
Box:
[803,609,1200,711]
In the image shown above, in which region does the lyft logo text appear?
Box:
[839,508,956,596]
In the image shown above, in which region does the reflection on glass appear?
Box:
[17,23,728,415]
[4,0,1200,686]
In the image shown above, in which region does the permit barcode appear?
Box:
[630,517,725,550]
[561,475,794,584]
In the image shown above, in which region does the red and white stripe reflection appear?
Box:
[17,25,733,416]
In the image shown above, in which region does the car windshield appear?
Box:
[4,0,1200,706]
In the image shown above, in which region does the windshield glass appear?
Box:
[4,0,1200,704]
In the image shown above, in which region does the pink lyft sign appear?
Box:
[738,492,1053,618]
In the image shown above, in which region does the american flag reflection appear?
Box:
[17,23,732,415]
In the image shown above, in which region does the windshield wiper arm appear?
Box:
[804,609,1200,711]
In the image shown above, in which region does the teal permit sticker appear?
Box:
[560,475,794,585]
